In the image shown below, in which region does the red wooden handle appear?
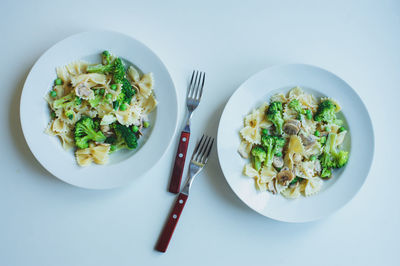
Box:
[169,131,190,194]
[155,193,188,253]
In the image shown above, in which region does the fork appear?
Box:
[169,70,206,194]
[156,135,214,253]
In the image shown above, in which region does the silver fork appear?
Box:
[169,70,206,194]
[156,135,214,253]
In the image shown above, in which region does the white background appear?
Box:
[1,0,399,265]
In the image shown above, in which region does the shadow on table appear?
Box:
[9,67,56,182]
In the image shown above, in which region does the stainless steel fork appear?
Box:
[156,135,214,253]
[169,70,206,193]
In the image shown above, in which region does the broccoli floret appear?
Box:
[335,150,349,168]
[88,53,136,108]
[112,122,138,149]
[65,109,75,120]
[319,133,349,178]
[251,146,267,171]
[111,58,125,83]
[88,94,103,108]
[261,134,286,167]
[314,100,339,124]
[87,54,125,81]
[112,79,136,110]
[266,101,284,135]
[87,51,116,74]
[74,117,106,149]
[105,136,117,145]
[53,93,81,109]
[261,135,275,167]
[102,50,111,65]
[273,136,286,154]
[321,168,332,178]
[288,99,306,117]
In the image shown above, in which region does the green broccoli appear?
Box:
[273,136,286,155]
[321,168,332,178]
[88,52,136,108]
[74,117,106,149]
[266,101,284,135]
[261,135,275,167]
[251,146,267,171]
[319,133,349,178]
[314,100,342,125]
[112,122,138,149]
[53,93,81,109]
[88,94,103,108]
[104,135,125,153]
[65,109,74,120]
[102,50,111,65]
[261,134,286,167]
[111,58,125,83]
[288,99,306,116]
[87,51,116,74]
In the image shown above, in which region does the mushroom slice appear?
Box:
[300,133,316,147]
[276,169,295,186]
[314,159,322,175]
[75,82,94,100]
[293,153,302,164]
[100,125,113,137]
[283,119,300,135]
[272,156,284,168]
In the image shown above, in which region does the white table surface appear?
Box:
[1,0,399,265]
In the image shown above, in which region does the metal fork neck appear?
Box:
[181,172,197,195]
[183,110,193,133]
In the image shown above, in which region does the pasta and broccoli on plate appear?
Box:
[45,51,157,166]
[238,87,349,198]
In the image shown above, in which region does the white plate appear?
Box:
[217,64,374,222]
[20,31,178,189]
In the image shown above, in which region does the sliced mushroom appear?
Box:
[272,156,284,168]
[283,119,300,135]
[267,181,276,194]
[75,82,94,100]
[100,125,113,137]
[276,168,295,186]
[293,153,302,164]
[300,133,316,147]
[314,159,321,175]
[289,179,299,188]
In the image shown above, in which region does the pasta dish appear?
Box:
[45,51,157,166]
[238,87,349,198]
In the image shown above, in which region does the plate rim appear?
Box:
[19,30,178,189]
[217,63,375,222]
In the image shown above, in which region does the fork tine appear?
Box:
[193,71,202,100]
[195,136,211,162]
[188,71,198,99]
[187,70,195,98]
[203,138,214,164]
[193,136,209,162]
[196,72,205,101]
[200,136,212,163]
[192,134,204,156]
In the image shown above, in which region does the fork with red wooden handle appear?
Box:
[169,70,206,194]
[156,135,214,253]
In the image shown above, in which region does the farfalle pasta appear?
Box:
[239,87,350,199]
[45,51,157,166]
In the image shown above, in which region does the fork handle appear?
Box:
[169,131,190,194]
[155,193,188,253]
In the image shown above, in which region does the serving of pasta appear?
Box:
[238,87,349,198]
[45,51,157,166]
